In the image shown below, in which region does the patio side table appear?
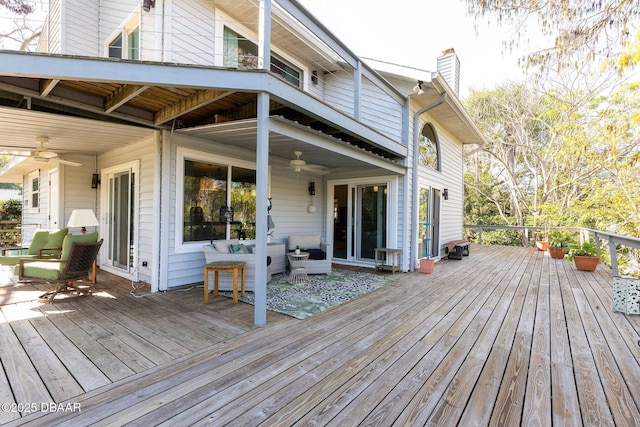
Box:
[203,260,246,304]
[374,248,402,273]
[287,252,309,284]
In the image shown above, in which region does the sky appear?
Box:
[297,0,547,98]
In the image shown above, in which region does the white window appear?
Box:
[176,148,268,253]
[28,170,39,212]
[223,26,301,87]
[107,15,140,60]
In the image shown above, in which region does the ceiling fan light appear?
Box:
[38,150,58,159]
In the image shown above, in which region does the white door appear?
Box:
[101,162,138,274]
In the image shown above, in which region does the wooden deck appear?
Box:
[1,244,640,426]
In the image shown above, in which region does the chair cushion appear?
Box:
[230,243,249,254]
[213,239,240,253]
[60,232,99,261]
[27,230,51,255]
[45,228,68,249]
[306,248,326,260]
[20,261,64,281]
[0,254,36,266]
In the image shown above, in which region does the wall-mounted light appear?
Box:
[413,80,424,95]
[443,188,449,200]
[91,173,100,189]
[142,0,156,12]
[308,182,315,196]
[311,70,319,85]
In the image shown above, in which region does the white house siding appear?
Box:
[42,0,63,54]
[166,1,217,65]
[60,155,100,231]
[61,0,100,56]
[323,70,355,118]
[98,136,157,286]
[415,116,465,257]
[360,77,403,141]
[98,0,139,58]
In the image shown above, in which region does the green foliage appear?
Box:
[567,242,598,261]
[0,199,21,220]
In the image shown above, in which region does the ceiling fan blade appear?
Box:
[55,159,83,167]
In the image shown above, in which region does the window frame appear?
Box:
[419,122,441,171]
[217,18,307,89]
[106,10,141,60]
[175,147,270,254]
[28,170,40,213]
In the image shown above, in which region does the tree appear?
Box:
[0,0,41,51]
[462,0,640,74]
[0,0,33,15]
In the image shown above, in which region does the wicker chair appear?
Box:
[287,234,332,275]
[203,239,277,291]
[18,239,103,303]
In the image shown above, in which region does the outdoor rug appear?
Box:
[219,269,396,319]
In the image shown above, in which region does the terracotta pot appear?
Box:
[548,246,566,259]
[535,241,549,251]
[574,256,599,272]
[420,258,435,274]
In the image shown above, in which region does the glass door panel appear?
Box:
[357,184,387,260]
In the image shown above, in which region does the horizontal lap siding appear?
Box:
[324,72,355,118]
[360,78,403,141]
[64,0,99,56]
[44,0,63,53]
[168,2,216,65]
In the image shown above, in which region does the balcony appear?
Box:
[1,244,639,425]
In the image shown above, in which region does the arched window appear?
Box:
[419,123,440,170]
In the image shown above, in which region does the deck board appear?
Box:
[2,244,640,426]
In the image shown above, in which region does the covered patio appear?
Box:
[1,244,639,425]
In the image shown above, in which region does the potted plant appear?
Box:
[567,242,600,271]
[547,230,575,259]
[420,258,435,274]
[534,222,550,251]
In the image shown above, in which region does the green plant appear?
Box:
[567,242,598,260]
[549,230,577,248]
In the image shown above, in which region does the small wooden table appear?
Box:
[287,252,309,284]
[203,261,246,304]
[374,248,402,273]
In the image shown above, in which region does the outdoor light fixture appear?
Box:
[413,80,424,95]
[308,182,315,196]
[142,0,155,12]
[91,173,100,189]
[67,209,99,234]
[443,188,449,200]
[311,70,319,85]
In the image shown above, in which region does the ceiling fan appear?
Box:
[288,151,329,175]
[1,137,82,167]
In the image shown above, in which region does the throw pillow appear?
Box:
[230,244,249,254]
[214,242,231,253]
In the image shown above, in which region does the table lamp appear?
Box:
[67,209,99,234]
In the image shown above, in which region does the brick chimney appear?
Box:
[436,48,460,97]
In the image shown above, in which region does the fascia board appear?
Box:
[266,75,407,158]
[0,51,268,92]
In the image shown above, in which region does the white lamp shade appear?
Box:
[67,209,99,228]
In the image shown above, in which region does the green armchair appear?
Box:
[17,233,102,302]
[0,228,68,265]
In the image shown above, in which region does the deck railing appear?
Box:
[464,224,640,277]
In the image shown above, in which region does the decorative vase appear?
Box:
[420,258,435,274]
[295,248,300,255]
[548,246,566,259]
[574,256,599,272]
[536,241,549,251]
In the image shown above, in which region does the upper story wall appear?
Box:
[41,0,407,146]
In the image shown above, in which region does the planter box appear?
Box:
[574,256,599,272]
[420,258,434,274]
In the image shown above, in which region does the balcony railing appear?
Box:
[464,224,640,277]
